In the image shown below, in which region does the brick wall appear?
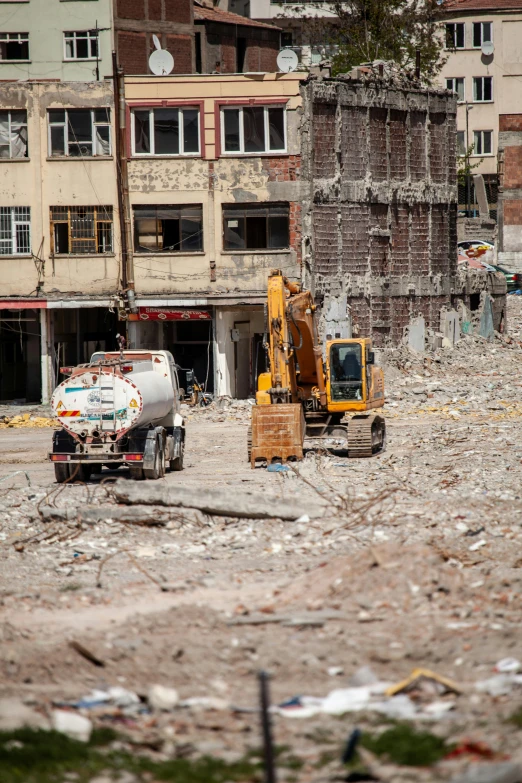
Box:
[262,155,300,182]
[500,115,522,132]
[289,202,301,265]
[117,31,148,74]
[303,81,458,346]
[504,147,522,190]
[504,200,522,226]
[116,0,145,19]
[115,0,194,74]
[166,35,193,73]
[245,40,278,73]
[313,104,336,178]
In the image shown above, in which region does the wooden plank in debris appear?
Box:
[69,640,105,667]
[111,481,326,521]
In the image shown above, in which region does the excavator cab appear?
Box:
[325,338,384,412]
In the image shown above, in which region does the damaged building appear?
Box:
[300,76,505,346]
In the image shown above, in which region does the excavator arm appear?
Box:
[259,270,326,407]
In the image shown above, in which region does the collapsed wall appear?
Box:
[300,77,461,347]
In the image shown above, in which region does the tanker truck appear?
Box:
[48,350,185,483]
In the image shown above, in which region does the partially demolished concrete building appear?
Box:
[302,78,459,346]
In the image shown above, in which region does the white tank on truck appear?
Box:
[49,350,185,484]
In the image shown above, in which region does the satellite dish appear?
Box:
[481,40,494,56]
[149,49,174,75]
[152,34,162,51]
[277,48,299,73]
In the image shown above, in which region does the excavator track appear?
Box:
[347,414,385,458]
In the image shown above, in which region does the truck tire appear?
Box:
[54,463,70,483]
[77,464,93,482]
[170,441,184,472]
[144,440,163,480]
[129,467,145,480]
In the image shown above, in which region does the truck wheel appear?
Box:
[77,464,92,482]
[129,467,144,480]
[54,463,70,484]
[144,441,162,480]
[170,442,184,472]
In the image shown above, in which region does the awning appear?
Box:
[0,300,47,309]
[131,307,212,321]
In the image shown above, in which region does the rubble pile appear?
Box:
[2,300,522,781]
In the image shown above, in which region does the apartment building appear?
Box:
[0,0,279,80]
[124,72,304,398]
[440,0,522,216]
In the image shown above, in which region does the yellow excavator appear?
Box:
[249,270,385,467]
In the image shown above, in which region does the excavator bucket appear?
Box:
[250,404,305,468]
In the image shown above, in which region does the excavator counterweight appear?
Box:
[249,270,385,468]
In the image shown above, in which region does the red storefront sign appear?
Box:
[138,307,212,321]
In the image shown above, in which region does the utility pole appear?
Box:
[112,50,137,313]
[465,102,473,217]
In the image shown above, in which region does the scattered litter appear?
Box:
[385,668,462,697]
[475,674,522,697]
[267,463,290,473]
[495,658,521,673]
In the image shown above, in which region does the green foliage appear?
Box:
[360,723,449,767]
[0,727,262,783]
[458,143,482,185]
[329,0,446,81]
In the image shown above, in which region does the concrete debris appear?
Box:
[51,709,92,742]
[111,480,326,521]
[0,698,50,731]
[450,763,522,783]
[147,684,179,711]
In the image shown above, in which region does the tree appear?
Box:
[329,0,446,81]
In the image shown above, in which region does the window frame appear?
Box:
[0,109,28,159]
[472,21,493,48]
[50,205,113,255]
[445,77,465,102]
[473,76,493,102]
[47,108,111,158]
[130,106,201,158]
[133,204,204,254]
[0,32,29,61]
[63,30,99,61]
[219,102,288,156]
[0,206,30,256]
[473,130,493,156]
[445,22,465,50]
[222,202,290,252]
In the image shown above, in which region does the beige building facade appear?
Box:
[124,72,305,398]
[0,80,120,403]
[440,1,522,183]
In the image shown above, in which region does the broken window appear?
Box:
[445,23,465,49]
[50,206,113,254]
[0,33,29,61]
[0,110,28,158]
[445,77,465,102]
[133,205,203,253]
[222,106,286,154]
[132,108,200,156]
[473,21,492,48]
[473,76,493,102]
[474,130,493,155]
[0,206,30,255]
[48,108,111,157]
[64,31,99,60]
[223,204,289,251]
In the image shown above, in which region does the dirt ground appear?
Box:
[3,299,522,782]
